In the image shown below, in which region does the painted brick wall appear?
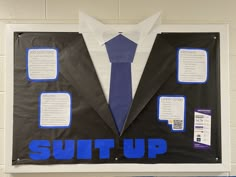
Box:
[0,0,235,176]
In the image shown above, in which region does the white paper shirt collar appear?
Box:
[79,12,161,45]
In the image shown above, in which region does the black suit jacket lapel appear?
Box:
[59,34,118,136]
[121,34,177,135]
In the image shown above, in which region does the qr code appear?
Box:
[173,120,183,130]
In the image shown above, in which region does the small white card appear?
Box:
[27,48,58,81]
[178,48,208,83]
[39,92,71,128]
[158,96,185,131]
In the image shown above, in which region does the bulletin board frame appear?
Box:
[4,24,230,174]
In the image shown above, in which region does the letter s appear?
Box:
[29,140,50,160]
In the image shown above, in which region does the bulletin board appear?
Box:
[4,24,230,174]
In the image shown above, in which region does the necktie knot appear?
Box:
[105,34,137,63]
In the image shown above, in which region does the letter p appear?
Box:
[148,139,167,158]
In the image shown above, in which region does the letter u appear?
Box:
[53,140,74,160]
[123,139,145,159]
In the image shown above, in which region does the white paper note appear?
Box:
[158,96,185,131]
[40,92,71,128]
[27,48,58,80]
[178,48,208,83]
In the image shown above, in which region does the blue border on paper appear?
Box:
[38,91,72,129]
[26,48,59,82]
[157,95,186,132]
[176,48,208,84]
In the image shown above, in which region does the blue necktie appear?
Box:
[105,34,137,133]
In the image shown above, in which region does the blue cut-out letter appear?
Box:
[124,139,145,158]
[95,139,114,159]
[53,140,74,160]
[29,140,50,160]
[148,139,167,158]
[77,140,92,160]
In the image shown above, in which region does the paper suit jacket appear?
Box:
[13,32,221,164]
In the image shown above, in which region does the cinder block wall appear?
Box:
[0,0,235,176]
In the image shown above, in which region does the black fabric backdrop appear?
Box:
[13,32,221,164]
